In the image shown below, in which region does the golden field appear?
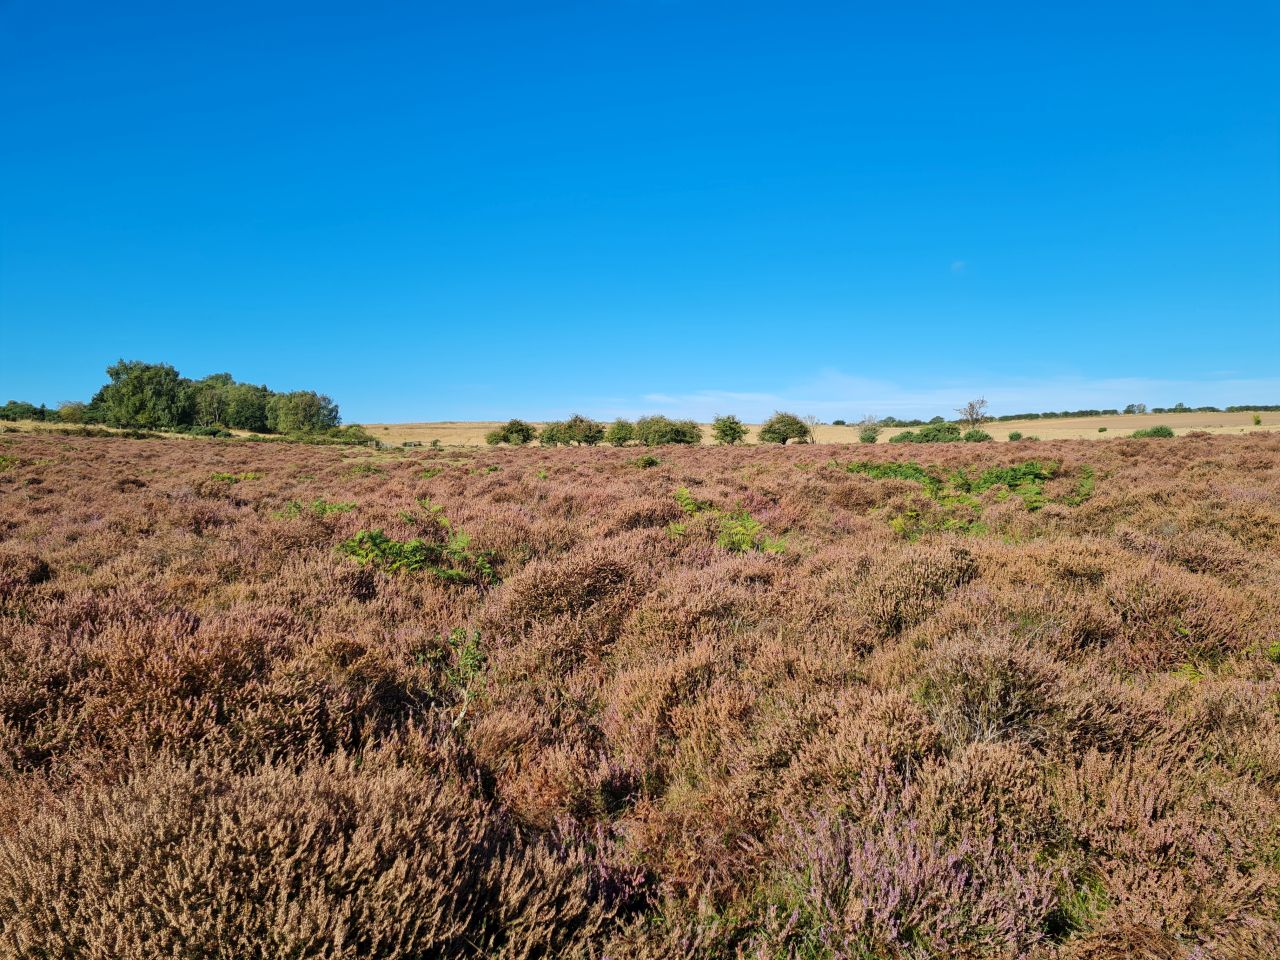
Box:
[361,410,1278,447]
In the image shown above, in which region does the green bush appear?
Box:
[832,419,847,426]
[563,414,605,446]
[634,415,702,446]
[604,419,635,446]
[1097,427,1107,433]
[1007,431,1023,441]
[631,454,661,468]
[889,422,962,444]
[758,411,811,444]
[859,427,880,444]
[1253,414,1262,426]
[1131,425,1175,439]
[962,429,993,443]
[485,419,537,446]
[711,414,748,445]
[539,422,570,446]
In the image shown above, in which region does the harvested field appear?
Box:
[1,432,1278,958]
[363,410,1278,447]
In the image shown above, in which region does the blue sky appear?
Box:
[2,1,1277,422]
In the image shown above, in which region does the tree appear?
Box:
[758,411,811,444]
[956,398,988,432]
[634,416,702,446]
[563,414,605,446]
[96,360,193,429]
[0,401,46,422]
[857,415,881,444]
[1123,403,1148,415]
[604,419,635,446]
[57,401,89,423]
[224,384,272,432]
[539,421,569,446]
[711,414,748,445]
[485,419,538,446]
[265,391,340,433]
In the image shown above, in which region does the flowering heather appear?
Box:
[0,432,1278,958]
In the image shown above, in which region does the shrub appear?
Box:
[716,510,785,554]
[485,419,538,446]
[1253,414,1262,426]
[858,416,882,444]
[604,419,635,446]
[339,526,494,584]
[757,411,811,444]
[539,421,570,446]
[1098,427,1107,432]
[1131,425,1174,438]
[889,422,962,444]
[633,415,701,446]
[962,429,992,442]
[711,414,748,445]
[1007,431,1023,441]
[631,454,660,468]
[832,419,847,426]
[563,414,605,446]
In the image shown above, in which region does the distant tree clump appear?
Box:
[0,401,51,422]
[889,422,963,444]
[95,361,194,430]
[1123,403,1148,415]
[537,415,604,446]
[265,391,340,434]
[711,415,748,445]
[1131,425,1175,439]
[758,411,812,444]
[634,415,702,446]
[485,419,538,446]
[604,419,635,446]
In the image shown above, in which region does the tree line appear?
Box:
[486,411,821,447]
[0,361,343,435]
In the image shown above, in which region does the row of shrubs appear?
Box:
[486,412,820,446]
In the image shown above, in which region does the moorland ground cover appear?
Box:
[0,432,1278,958]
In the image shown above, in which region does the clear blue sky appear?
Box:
[2,1,1277,422]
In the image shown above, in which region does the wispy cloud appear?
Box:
[590,370,1280,421]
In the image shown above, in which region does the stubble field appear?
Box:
[361,410,1277,447]
[1,432,1278,958]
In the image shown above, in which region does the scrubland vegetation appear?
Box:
[1,431,1279,958]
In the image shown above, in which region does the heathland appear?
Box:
[1,431,1278,958]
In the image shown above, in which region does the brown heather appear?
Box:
[0,432,1278,958]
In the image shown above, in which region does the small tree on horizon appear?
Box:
[711,414,748,445]
[604,419,635,446]
[956,398,988,432]
[758,411,812,444]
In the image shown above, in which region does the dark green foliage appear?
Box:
[889,422,962,444]
[962,429,993,443]
[631,454,661,468]
[265,391,340,434]
[0,401,51,422]
[1131,425,1175,439]
[539,421,570,446]
[1008,431,1023,441]
[339,528,494,584]
[832,419,847,426]
[844,459,942,494]
[859,427,880,443]
[563,414,605,446]
[758,411,811,444]
[485,419,538,446]
[96,361,193,429]
[604,419,635,446]
[634,415,702,446]
[711,414,748,445]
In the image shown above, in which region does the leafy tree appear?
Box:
[634,415,702,446]
[1123,403,1148,415]
[758,411,811,444]
[57,401,89,423]
[604,419,635,446]
[485,419,538,446]
[96,360,193,429]
[265,391,340,434]
[223,384,272,432]
[711,414,748,445]
[563,414,605,446]
[539,421,570,446]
